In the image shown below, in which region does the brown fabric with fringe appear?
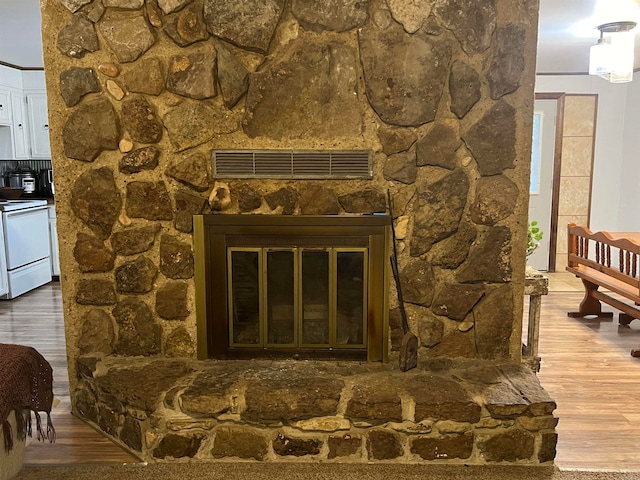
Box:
[0,343,55,453]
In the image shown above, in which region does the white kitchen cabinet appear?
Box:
[10,91,29,159]
[48,205,60,276]
[26,93,51,159]
[0,89,11,125]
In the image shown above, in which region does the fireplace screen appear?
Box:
[194,215,390,361]
[229,248,367,349]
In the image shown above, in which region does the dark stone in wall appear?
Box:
[433,0,497,54]
[156,281,189,320]
[243,36,362,140]
[471,175,519,225]
[121,96,163,144]
[57,13,100,59]
[95,360,193,413]
[98,405,120,438]
[203,0,286,54]
[463,100,516,176]
[76,279,117,305]
[418,311,444,348]
[243,373,343,423]
[121,57,165,96]
[159,234,194,279]
[84,1,105,23]
[126,181,173,220]
[111,224,161,256]
[63,97,120,162]
[432,284,485,321]
[74,383,99,424]
[384,151,417,185]
[410,169,469,256]
[328,434,361,459]
[165,152,210,192]
[211,427,268,460]
[366,430,403,460]
[181,368,236,415]
[400,258,435,307]
[165,327,195,357]
[338,189,386,214]
[499,364,557,416]
[216,42,250,109]
[479,429,534,462]
[411,432,474,460]
[163,100,237,151]
[98,10,156,63]
[153,433,203,459]
[378,126,417,155]
[115,256,159,294]
[388,307,403,352]
[119,146,160,174]
[273,434,322,457]
[426,331,477,359]
[59,67,101,107]
[449,60,481,119]
[358,19,451,127]
[112,297,162,355]
[291,0,369,32]
[71,167,121,240]
[264,187,298,215]
[457,226,512,283]
[78,309,114,355]
[473,284,514,360]
[346,380,402,422]
[488,24,527,100]
[174,190,206,233]
[166,53,217,100]
[410,375,481,423]
[73,233,116,272]
[426,222,476,269]
[416,123,461,170]
[237,184,262,212]
[120,416,142,451]
[299,184,340,215]
[539,432,558,463]
[163,3,209,47]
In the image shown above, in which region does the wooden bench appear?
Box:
[566,223,640,356]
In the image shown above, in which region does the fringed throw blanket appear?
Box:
[0,344,55,453]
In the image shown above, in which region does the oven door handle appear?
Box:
[4,206,49,217]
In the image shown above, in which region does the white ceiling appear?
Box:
[1,0,640,74]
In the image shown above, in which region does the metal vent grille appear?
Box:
[213,150,372,179]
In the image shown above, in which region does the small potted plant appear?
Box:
[527,220,544,258]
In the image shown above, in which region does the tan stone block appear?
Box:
[558,176,591,216]
[563,95,596,136]
[292,416,351,432]
[561,137,593,177]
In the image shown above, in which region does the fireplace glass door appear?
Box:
[228,247,367,351]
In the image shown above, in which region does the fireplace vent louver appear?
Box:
[212,150,372,179]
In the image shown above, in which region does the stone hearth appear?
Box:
[75,358,556,463]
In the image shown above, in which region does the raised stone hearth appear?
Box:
[75,358,556,463]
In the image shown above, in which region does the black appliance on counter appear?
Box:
[38,168,54,196]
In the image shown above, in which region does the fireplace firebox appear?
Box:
[194,215,391,361]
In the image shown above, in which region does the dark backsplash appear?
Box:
[0,159,53,184]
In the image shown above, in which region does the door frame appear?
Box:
[534,92,565,272]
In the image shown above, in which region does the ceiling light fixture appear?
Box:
[589,21,637,83]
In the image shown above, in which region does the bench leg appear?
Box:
[567,278,614,318]
[620,313,635,326]
[631,349,640,358]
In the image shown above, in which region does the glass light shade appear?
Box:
[609,29,635,83]
[589,41,612,75]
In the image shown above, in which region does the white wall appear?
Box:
[620,72,640,231]
[535,74,632,232]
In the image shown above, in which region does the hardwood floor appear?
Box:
[2,275,640,470]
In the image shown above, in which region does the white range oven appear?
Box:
[0,199,51,299]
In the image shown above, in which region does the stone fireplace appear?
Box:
[42,0,554,465]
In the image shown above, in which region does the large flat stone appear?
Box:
[407,374,481,423]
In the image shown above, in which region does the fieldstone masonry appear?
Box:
[41,0,547,465]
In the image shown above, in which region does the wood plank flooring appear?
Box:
[1,275,640,470]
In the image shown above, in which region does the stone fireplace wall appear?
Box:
[41,0,543,460]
